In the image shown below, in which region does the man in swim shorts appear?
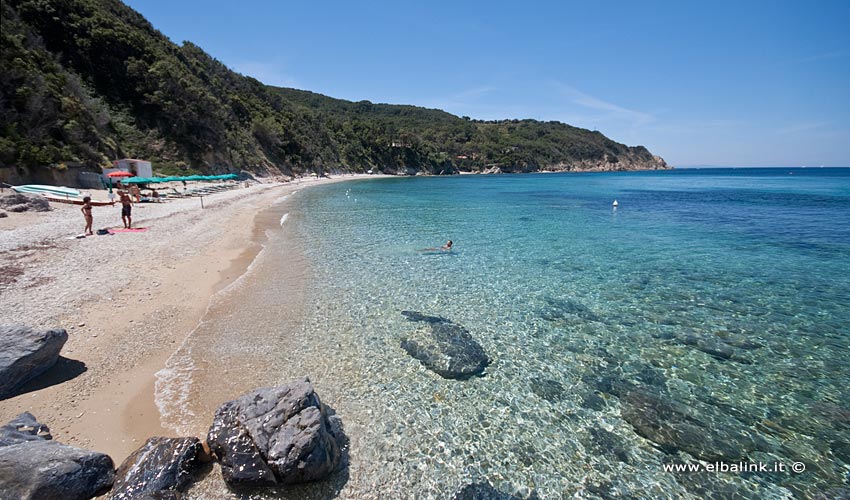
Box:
[118,190,132,228]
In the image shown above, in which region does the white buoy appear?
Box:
[612,200,619,207]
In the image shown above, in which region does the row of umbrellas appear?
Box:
[106,172,239,184]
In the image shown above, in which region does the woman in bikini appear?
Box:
[81,196,93,235]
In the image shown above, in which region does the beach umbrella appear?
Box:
[106,170,133,191]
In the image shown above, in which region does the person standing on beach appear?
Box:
[118,190,132,228]
[130,184,142,203]
[81,196,93,235]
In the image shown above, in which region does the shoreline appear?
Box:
[0,174,373,463]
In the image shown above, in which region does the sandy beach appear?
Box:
[0,175,366,464]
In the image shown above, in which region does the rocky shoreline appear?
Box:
[0,378,345,500]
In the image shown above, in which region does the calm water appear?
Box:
[188,168,850,499]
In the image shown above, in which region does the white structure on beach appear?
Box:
[103,158,152,182]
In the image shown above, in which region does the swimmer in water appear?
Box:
[420,240,453,252]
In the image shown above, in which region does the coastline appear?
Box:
[0,174,371,463]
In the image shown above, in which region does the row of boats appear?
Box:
[5,184,114,206]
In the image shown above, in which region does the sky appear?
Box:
[122,0,850,167]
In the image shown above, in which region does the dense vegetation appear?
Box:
[0,0,667,176]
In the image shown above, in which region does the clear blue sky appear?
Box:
[123,0,850,167]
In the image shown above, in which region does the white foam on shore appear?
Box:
[273,190,298,205]
[154,349,196,435]
[280,213,289,226]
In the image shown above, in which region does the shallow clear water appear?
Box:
[190,168,850,499]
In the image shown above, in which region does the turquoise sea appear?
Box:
[186,168,850,499]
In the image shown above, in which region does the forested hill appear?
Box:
[0,0,668,177]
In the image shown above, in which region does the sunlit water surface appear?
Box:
[187,168,850,499]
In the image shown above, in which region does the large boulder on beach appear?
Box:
[206,378,345,487]
[0,325,68,397]
[110,437,204,500]
[400,311,490,380]
[0,413,114,500]
[0,192,51,212]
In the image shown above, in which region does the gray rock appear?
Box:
[0,325,68,397]
[400,311,489,380]
[0,438,114,500]
[110,437,203,500]
[0,210,7,218]
[207,378,345,487]
[0,411,52,446]
[0,192,51,212]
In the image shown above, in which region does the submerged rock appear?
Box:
[0,325,68,397]
[207,378,345,487]
[537,296,602,323]
[581,373,634,398]
[0,413,114,500]
[713,330,764,350]
[529,377,565,402]
[619,389,766,462]
[110,437,203,500]
[580,390,607,411]
[587,428,630,464]
[451,482,525,499]
[634,364,667,387]
[677,332,752,364]
[400,311,490,380]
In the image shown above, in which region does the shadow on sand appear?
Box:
[2,356,88,401]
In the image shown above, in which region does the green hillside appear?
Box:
[0,0,668,178]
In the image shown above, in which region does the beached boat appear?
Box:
[42,194,114,206]
[11,184,81,197]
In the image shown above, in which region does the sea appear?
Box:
[178,167,850,499]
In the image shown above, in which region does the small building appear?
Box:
[103,158,152,182]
